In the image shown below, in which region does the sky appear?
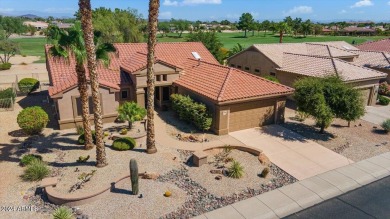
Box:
[0,0,390,22]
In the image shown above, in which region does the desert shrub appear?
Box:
[76,125,84,135]
[20,62,28,65]
[260,167,270,178]
[77,131,96,145]
[20,154,42,166]
[18,78,39,94]
[0,62,11,70]
[170,94,213,131]
[379,82,389,96]
[378,95,390,106]
[112,137,136,151]
[381,119,390,133]
[52,206,74,219]
[120,128,128,135]
[17,106,49,135]
[22,160,50,181]
[228,160,244,179]
[21,54,27,57]
[0,88,16,108]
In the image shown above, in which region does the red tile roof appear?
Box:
[174,59,294,102]
[46,42,219,96]
[120,52,183,73]
[356,38,390,53]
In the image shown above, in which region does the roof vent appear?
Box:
[342,46,351,50]
[192,52,201,66]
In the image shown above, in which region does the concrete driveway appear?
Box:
[362,105,390,125]
[230,125,352,180]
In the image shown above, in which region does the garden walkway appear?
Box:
[229,126,353,180]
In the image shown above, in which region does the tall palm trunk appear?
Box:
[146,0,159,154]
[76,63,94,150]
[279,31,283,43]
[79,0,107,167]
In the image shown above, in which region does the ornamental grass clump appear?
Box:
[228,160,244,179]
[52,206,74,219]
[22,159,50,181]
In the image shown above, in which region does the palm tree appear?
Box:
[49,23,94,150]
[146,0,160,154]
[78,0,115,167]
[276,22,290,43]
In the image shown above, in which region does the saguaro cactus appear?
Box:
[129,159,139,195]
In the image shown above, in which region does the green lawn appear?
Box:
[158,32,388,49]
[10,32,388,59]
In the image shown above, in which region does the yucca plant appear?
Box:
[52,206,74,219]
[22,159,50,181]
[228,160,244,179]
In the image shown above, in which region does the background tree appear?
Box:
[158,22,170,37]
[262,20,271,36]
[313,24,323,36]
[0,40,20,64]
[237,13,254,37]
[292,17,302,36]
[276,22,290,43]
[26,25,37,36]
[0,16,26,38]
[117,102,147,129]
[228,43,245,57]
[220,19,231,25]
[171,19,190,38]
[301,19,313,37]
[146,0,159,154]
[186,30,224,63]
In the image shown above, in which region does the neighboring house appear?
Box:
[51,21,74,29]
[227,41,388,106]
[23,21,48,30]
[356,38,390,53]
[45,42,294,134]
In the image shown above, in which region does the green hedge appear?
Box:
[378,95,390,106]
[0,62,11,70]
[0,88,16,108]
[170,94,212,131]
[382,119,390,133]
[17,106,49,135]
[18,78,40,94]
[112,137,136,151]
[78,130,96,145]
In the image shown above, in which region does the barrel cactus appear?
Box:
[129,159,139,195]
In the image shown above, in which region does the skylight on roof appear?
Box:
[191,52,201,60]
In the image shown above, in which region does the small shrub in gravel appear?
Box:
[381,119,390,133]
[76,125,84,135]
[228,161,244,179]
[0,87,16,108]
[20,154,42,166]
[112,137,136,150]
[0,62,11,70]
[52,206,75,219]
[18,78,40,94]
[17,106,49,135]
[260,167,270,178]
[77,131,96,145]
[378,95,390,106]
[22,160,50,181]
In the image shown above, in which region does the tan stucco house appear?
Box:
[46,42,294,134]
[227,41,388,106]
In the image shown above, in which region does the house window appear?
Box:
[163,74,167,81]
[230,64,235,67]
[156,75,161,81]
[270,72,276,76]
[163,87,170,101]
[121,90,129,99]
[255,69,260,73]
[237,65,242,69]
[244,67,250,71]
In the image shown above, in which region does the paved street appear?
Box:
[362,105,390,125]
[285,176,390,219]
[230,125,352,180]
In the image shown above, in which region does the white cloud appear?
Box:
[283,6,313,15]
[350,0,373,8]
[163,0,221,6]
[339,9,347,14]
[0,8,14,12]
[163,0,179,6]
[159,11,172,19]
[388,1,390,5]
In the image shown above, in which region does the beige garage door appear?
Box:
[360,88,371,106]
[229,100,275,132]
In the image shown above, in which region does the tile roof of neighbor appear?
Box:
[279,53,387,82]
[174,59,294,102]
[356,38,390,53]
[249,42,359,66]
[349,50,390,69]
[46,42,219,96]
